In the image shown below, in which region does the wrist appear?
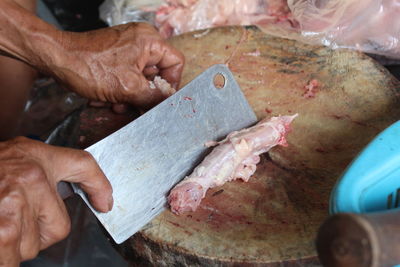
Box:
[0,0,62,71]
[30,30,72,74]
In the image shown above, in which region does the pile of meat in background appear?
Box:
[100,0,400,59]
[154,0,294,38]
[100,0,293,37]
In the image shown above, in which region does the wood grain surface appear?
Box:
[78,26,400,266]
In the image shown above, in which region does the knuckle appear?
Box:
[20,165,45,184]
[0,220,20,246]
[79,151,101,171]
[69,149,97,169]
[50,216,71,242]
[0,187,25,210]
[59,219,71,240]
[79,151,95,164]
[135,22,153,31]
[8,136,35,151]
[10,136,29,144]
[0,189,25,246]
[22,245,40,261]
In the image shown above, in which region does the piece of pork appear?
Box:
[303,79,319,98]
[168,114,298,215]
[155,0,291,38]
[149,76,176,97]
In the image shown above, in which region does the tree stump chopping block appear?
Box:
[78,26,400,266]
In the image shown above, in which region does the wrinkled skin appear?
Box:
[0,0,185,110]
[0,137,113,266]
[0,0,185,266]
[52,23,185,109]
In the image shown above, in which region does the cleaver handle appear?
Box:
[316,209,400,267]
[57,181,74,200]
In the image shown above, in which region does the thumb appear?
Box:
[13,137,113,213]
[39,144,113,213]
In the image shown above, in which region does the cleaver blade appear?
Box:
[72,64,257,244]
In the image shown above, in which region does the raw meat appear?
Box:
[168,114,297,215]
[149,76,176,97]
[156,0,400,58]
[101,0,400,58]
[155,0,292,38]
[302,79,319,98]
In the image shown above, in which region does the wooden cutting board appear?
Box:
[78,26,400,266]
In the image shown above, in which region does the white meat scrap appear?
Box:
[168,114,298,215]
[303,79,319,98]
[149,76,176,97]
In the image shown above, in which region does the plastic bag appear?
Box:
[99,0,400,59]
[99,0,291,38]
[155,0,291,38]
[99,0,163,26]
[280,0,400,59]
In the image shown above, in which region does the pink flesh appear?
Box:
[155,0,291,38]
[149,76,176,97]
[168,114,297,215]
[303,79,319,98]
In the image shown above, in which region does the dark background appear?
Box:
[42,0,107,31]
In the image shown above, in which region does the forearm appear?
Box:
[0,0,61,71]
[0,3,185,107]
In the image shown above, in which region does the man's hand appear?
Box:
[49,23,185,109]
[0,1,184,109]
[0,137,113,266]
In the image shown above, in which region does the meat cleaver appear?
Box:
[72,64,257,244]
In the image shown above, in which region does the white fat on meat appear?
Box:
[149,76,176,97]
[168,114,298,215]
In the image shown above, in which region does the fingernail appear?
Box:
[108,195,114,211]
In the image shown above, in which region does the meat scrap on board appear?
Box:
[168,114,298,215]
[149,76,176,97]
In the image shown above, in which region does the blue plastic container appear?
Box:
[330,120,400,214]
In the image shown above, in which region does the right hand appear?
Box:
[0,137,113,266]
[47,23,185,109]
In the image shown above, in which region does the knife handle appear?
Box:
[57,181,74,200]
[316,209,400,267]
